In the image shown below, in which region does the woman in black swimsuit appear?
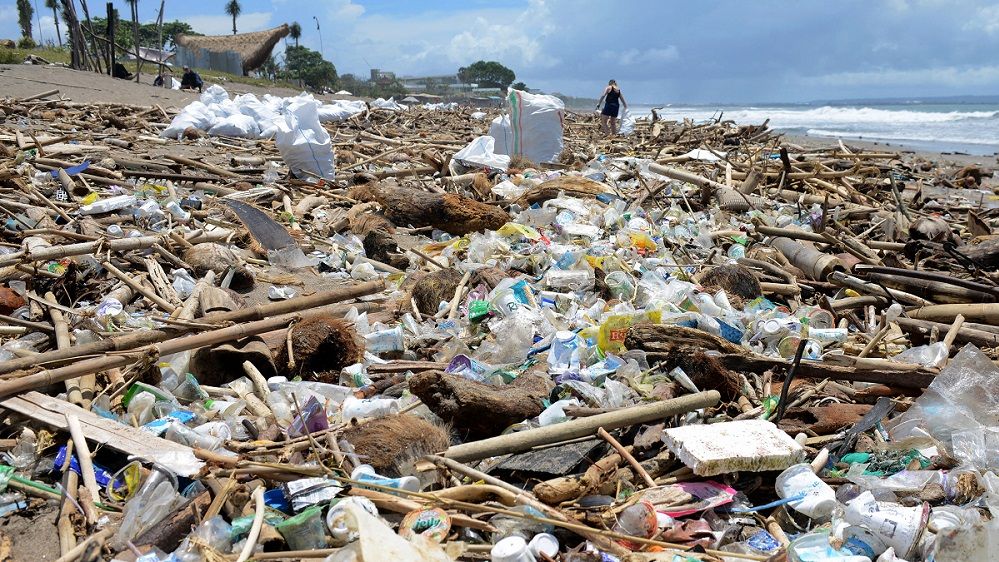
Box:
[596,79,628,135]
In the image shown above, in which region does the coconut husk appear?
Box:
[341,414,451,476]
[349,180,509,235]
[189,337,277,387]
[695,264,762,300]
[183,243,255,291]
[275,316,363,383]
[410,268,463,315]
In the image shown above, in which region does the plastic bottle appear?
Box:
[113,464,181,548]
[351,464,420,492]
[604,271,636,300]
[340,396,399,420]
[79,194,137,215]
[776,463,838,520]
[4,428,37,469]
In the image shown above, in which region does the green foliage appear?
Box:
[281,45,337,91]
[88,17,198,51]
[44,0,62,46]
[16,0,33,40]
[512,81,528,91]
[288,22,301,47]
[336,74,406,98]
[457,60,516,89]
[225,0,242,34]
[17,37,37,49]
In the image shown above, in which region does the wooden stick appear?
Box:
[101,259,178,313]
[235,487,265,562]
[52,527,115,562]
[65,414,100,523]
[597,427,656,488]
[443,391,720,462]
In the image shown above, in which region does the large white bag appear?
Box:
[160,101,216,139]
[208,114,260,138]
[274,98,336,180]
[618,107,636,136]
[489,89,565,163]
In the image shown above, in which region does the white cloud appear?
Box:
[185,12,273,36]
[973,4,999,34]
[601,46,679,66]
[806,65,999,87]
[331,0,365,19]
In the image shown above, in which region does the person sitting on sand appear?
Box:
[596,79,627,135]
[180,66,203,93]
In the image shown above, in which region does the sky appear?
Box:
[4,0,999,104]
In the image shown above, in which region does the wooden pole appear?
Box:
[443,391,720,462]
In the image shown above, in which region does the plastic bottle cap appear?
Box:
[527,533,559,557]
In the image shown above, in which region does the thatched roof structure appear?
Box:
[176,24,289,74]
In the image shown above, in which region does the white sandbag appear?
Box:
[318,100,367,122]
[207,114,260,138]
[199,84,229,105]
[470,111,487,120]
[170,77,181,90]
[494,89,565,163]
[371,97,407,111]
[274,98,336,181]
[618,107,636,136]
[160,101,215,139]
[452,135,510,172]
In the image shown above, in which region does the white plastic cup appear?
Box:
[527,533,558,558]
[776,463,837,520]
[491,536,536,562]
[844,491,928,558]
[364,326,405,353]
[340,396,399,420]
[326,496,379,545]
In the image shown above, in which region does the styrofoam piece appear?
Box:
[662,419,805,476]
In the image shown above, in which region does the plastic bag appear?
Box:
[160,101,215,139]
[200,84,230,105]
[452,136,511,171]
[618,107,636,135]
[318,100,367,122]
[274,97,336,180]
[489,89,565,164]
[207,114,260,138]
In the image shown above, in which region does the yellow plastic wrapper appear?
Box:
[598,310,662,354]
[80,192,99,206]
[497,222,541,240]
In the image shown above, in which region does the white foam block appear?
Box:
[662,419,805,476]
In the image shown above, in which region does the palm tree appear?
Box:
[288,21,301,47]
[15,0,33,42]
[224,0,241,35]
[126,0,140,82]
[44,0,62,47]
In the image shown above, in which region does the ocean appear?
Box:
[628,102,999,156]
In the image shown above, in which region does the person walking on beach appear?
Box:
[596,79,627,135]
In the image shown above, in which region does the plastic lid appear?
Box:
[491,536,530,562]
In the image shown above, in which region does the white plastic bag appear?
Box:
[199,84,229,105]
[618,107,636,136]
[318,100,367,122]
[274,98,336,181]
[452,135,511,171]
[160,101,215,139]
[489,89,565,164]
[208,114,260,138]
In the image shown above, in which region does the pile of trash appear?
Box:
[0,83,997,562]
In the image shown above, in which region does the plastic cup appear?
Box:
[364,326,404,353]
[844,491,928,558]
[775,463,837,520]
[491,536,536,562]
[527,533,558,558]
